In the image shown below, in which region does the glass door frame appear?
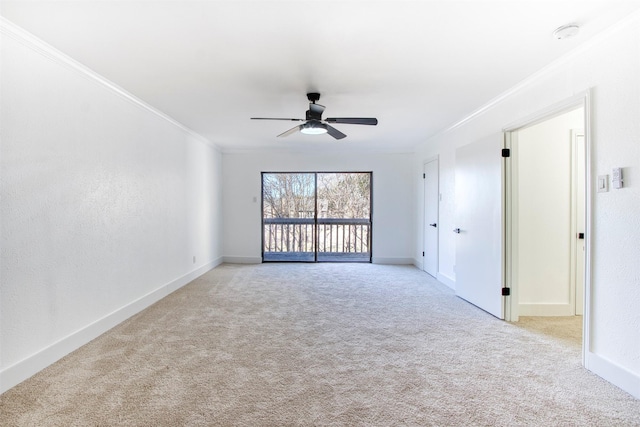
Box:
[261,171,373,263]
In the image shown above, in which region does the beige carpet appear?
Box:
[1,263,639,426]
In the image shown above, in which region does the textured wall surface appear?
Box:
[413,13,640,394]
[1,26,223,389]
[222,151,415,264]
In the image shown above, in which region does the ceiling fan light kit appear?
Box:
[300,121,328,135]
[251,93,378,140]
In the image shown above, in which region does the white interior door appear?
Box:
[572,131,586,315]
[455,137,504,319]
[423,159,439,277]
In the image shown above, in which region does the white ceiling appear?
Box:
[3,1,640,152]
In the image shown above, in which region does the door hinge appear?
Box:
[422,251,425,257]
[423,173,426,179]
[501,287,511,296]
[501,148,511,158]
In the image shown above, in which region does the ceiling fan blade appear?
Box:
[277,125,302,137]
[326,124,347,140]
[251,117,304,121]
[309,103,326,115]
[325,117,378,125]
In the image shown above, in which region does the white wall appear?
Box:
[515,108,583,315]
[222,150,414,265]
[0,21,223,392]
[413,13,640,398]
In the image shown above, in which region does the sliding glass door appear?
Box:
[262,172,372,262]
[262,173,316,261]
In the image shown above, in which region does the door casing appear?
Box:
[571,130,586,316]
[502,90,592,365]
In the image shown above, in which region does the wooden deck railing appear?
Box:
[263,218,371,261]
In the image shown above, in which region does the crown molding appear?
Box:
[0,16,219,151]
[432,8,640,140]
[220,142,416,155]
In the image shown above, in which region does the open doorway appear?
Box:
[504,94,590,360]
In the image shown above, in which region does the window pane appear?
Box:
[262,173,315,261]
[317,173,371,219]
[262,173,315,219]
[316,173,371,261]
[262,172,371,263]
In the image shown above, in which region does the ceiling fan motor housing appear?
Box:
[306,110,322,121]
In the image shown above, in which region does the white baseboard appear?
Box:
[372,257,414,265]
[413,258,423,269]
[222,256,414,265]
[586,351,640,399]
[518,303,573,316]
[436,272,456,290]
[0,258,221,394]
[223,256,262,264]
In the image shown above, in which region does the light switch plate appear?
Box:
[612,168,623,189]
[597,175,609,193]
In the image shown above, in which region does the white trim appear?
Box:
[0,17,218,150]
[517,304,574,317]
[570,129,586,316]
[436,10,640,138]
[223,256,262,264]
[223,257,414,265]
[0,259,222,394]
[585,352,640,399]
[503,131,515,321]
[372,257,414,265]
[221,146,416,155]
[422,157,440,276]
[436,272,455,290]
[504,91,593,365]
[502,91,589,132]
[581,92,592,368]
[422,155,440,162]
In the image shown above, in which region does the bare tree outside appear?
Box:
[262,173,315,219]
[262,173,315,257]
[262,172,371,262]
[317,173,370,219]
[317,173,370,256]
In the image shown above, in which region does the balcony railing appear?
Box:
[263,218,371,262]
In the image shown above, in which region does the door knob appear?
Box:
[453,228,461,234]
[429,223,437,227]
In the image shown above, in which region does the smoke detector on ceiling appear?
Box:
[553,24,580,40]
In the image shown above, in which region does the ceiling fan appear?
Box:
[251,93,378,140]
